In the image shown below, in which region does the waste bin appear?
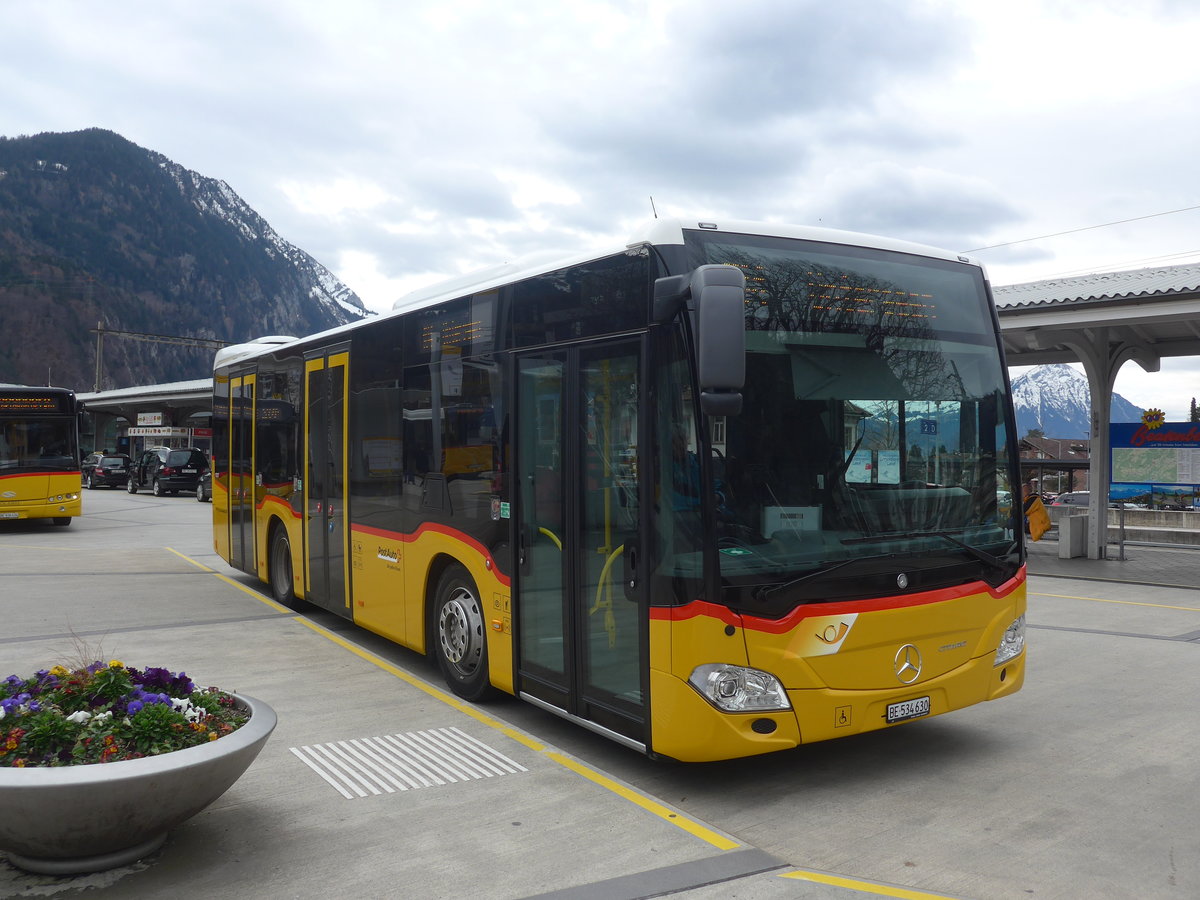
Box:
[1059,513,1087,559]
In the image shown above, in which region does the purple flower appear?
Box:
[136,667,172,690]
[126,700,144,715]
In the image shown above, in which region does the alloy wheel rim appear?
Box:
[439,587,482,673]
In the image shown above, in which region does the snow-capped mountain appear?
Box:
[158,157,367,323]
[0,128,370,389]
[1011,363,1144,439]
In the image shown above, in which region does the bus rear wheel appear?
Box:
[269,528,299,609]
[431,565,496,702]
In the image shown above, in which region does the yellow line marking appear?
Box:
[543,751,739,850]
[1031,591,1200,612]
[782,868,961,899]
[175,547,737,848]
[166,546,216,572]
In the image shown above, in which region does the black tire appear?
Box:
[152,478,164,497]
[269,527,300,609]
[196,482,207,502]
[52,517,71,526]
[85,473,95,490]
[126,477,138,494]
[430,565,496,701]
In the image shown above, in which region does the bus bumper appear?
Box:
[0,495,81,521]
[649,649,1024,763]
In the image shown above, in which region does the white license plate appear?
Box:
[183,468,197,473]
[109,468,126,473]
[0,512,18,519]
[886,696,930,724]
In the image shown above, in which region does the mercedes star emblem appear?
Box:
[894,644,922,685]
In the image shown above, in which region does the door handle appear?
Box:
[622,541,638,600]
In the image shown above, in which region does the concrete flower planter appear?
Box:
[0,692,276,875]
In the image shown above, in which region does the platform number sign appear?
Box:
[920,419,938,436]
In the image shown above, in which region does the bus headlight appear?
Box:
[688,664,791,712]
[994,614,1026,665]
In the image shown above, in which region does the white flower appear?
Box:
[172,697,204,722]
[66,710,93,724]
[93,711,113,724]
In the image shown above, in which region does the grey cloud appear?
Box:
[802,164,1024,250]
[667,0,969,118]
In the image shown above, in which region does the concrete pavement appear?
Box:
[1,489,1197,898]
[0,490,868,899]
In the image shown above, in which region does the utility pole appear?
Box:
[94,321,104,392]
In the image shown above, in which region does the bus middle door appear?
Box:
[304,348,351,616]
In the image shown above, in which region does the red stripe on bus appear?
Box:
[649,568,1026,633]
[0,470,81,480]
[350,520,512,588]
[255,493,302,518]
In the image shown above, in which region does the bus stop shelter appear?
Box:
[77,379,213,456]
[995,262,1200,559]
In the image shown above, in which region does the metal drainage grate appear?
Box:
[289,726,528,799]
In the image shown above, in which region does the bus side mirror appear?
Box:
[692,265,745,416]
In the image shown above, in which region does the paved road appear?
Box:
[1,490,1197,898]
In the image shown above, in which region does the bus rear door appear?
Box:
[229,373,256,573]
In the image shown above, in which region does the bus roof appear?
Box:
[213,218,982,372]
[392,218,977,314]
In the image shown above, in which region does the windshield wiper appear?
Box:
[843,530,1018,587]
[753,557,866,603]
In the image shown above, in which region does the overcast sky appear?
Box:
[6,0,1200,418]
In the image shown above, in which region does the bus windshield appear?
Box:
[0,419,78,471]
[683,230,1020,609]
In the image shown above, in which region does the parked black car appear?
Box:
[81,452,132,489]
[127,447,208,496]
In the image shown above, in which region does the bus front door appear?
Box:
[515,340,648,749]
[304,349,350,616]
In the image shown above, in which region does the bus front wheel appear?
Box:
[269,528,299,609]
[431,565,496,702]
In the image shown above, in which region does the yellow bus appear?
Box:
[211,220,1026,762]
[0,385,82,526]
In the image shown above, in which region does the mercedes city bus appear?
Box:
[210,219,1026,762]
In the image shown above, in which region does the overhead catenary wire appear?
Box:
[962,203,1200,254]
